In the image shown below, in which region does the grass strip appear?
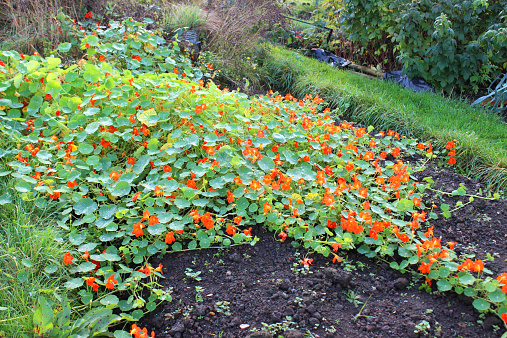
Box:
[0,177,70,337]
[260,44,507,191]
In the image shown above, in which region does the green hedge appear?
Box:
[260,45,507,191]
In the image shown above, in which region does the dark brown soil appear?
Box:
[139,159,507,338]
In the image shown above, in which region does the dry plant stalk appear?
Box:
[0,0,80,54]
[204,0,282,88]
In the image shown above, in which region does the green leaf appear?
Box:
[398,247,412,258]
[148,223,167,235]
[436,279,452,291]
[112,181,131,197]
[174,199,190,209]
[15,181,31,193]
[17,271,28,282]
[472,298,490,311]
[488,289,506,303]
[459,273,475,285]
[99,204,118,219]
[114,330,133,338]
[272,132,286,143]
[133,155,150,174]
[100,295,119,306]
[78,143,94,155]
[69,232,87,245]
[73,198,97,215]
[44,264,58,274]
[58,42,72,52]
[258,156,275,172]
[236,197,249,210]
[0,193,12,205]
[64,277,84,289]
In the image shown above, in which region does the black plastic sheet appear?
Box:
[383,70,433,93]
[311,48,351,68]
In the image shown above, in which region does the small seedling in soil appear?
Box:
[185,268,202,282]
[195,286,204,302]
[345,289,363,307]
[216,301,231,316]
[414,320,431,335]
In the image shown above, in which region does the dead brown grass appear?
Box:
[0,0,82,55]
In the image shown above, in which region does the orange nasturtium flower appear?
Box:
[234,215,242,225]
[110,171,120,181]
[127,157,136,165]
[132,222,144,237]
[263,202,272,214]
[187,180,197,189]
[201,212,214,229]
[413,196,421,207]
[105,274,118,289]
[250,180,261,190]
[63,252,73,265]
[226,224,237,235]
[81,251,89,262]
[227,190,234,203]
[132,191,142,201]
[67,180,77,189]
[418,262,432,274]
[345,162,354,171]
[165,231,175,245]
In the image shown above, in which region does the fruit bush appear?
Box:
[0,14,506,335]
[324,0,507,93]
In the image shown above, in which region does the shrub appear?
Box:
[325,0,507,93]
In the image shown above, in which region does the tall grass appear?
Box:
[261,45,507,191]
[161,2,207,33]
[0,176,69,336]
[0,0,82,55]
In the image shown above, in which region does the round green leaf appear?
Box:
[64,277,84,289]
[100,295,119,306]
[78,143,94,155]
[436,279,452,291]
[236,197,249,210]
[488,289,506,303]
[472,298,490,312]
[73,198,97,215]
[44,264,58,274]
[112,181,131,197]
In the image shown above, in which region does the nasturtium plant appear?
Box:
[1,13,506,334]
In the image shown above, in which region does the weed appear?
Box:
[215,301,231,316]
[185,268,202,282]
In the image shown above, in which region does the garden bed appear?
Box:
[139,159,507,337]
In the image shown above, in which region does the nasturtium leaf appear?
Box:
[78,242,98,252]
[236,197,249,210]
[44,264,58,274]
[459,273,476,285]
[436,279,452,291]
[133,155,150,174]
[257,157,274,173]
[99,205,118,219]
[146,302,156,312]
[192,199,208,207]
[172,242,183,251]
[464,287,477,297]
[100,295,119,306]
[75,262,96,273]
[390,262,399,270]
[112,181,130,197]
[272,132,286,143]
[148,223,166,235]
[15,181,31,193]
[398,247,412,258]
[17,271,28,282]
[174,199,190,209]
[439,267,450,278]
[472,298,490,311]
[102,253,121,261]
[74,198,97,215]
[0,193,12,205]
[64,278,84,289]
[114,331,132,338]
[488,289,506,303]
[99,233,117,242]
[69,232,87,245]
[78,143,94,155]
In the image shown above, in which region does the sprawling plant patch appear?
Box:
[0,19,506,336]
